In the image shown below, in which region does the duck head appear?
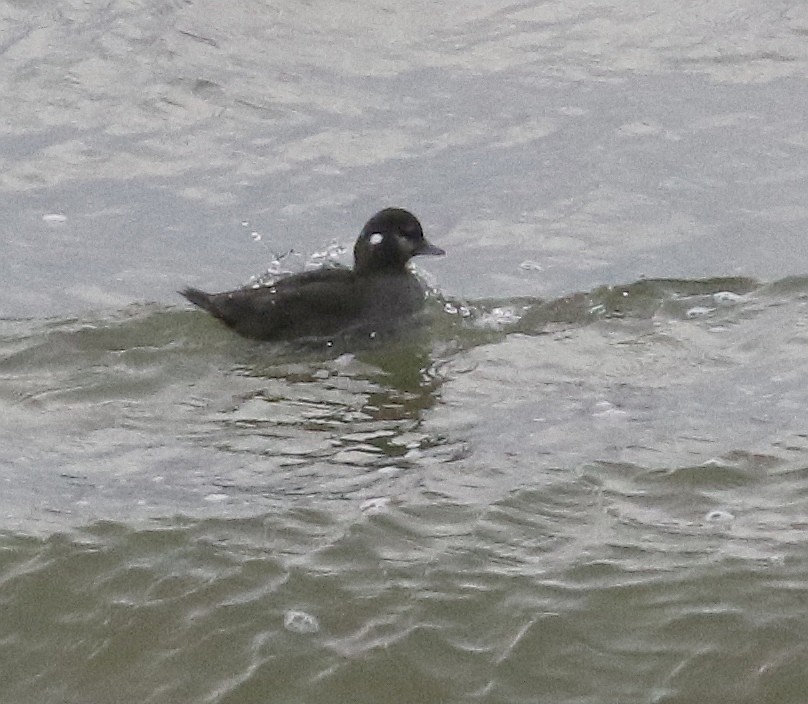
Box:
[353,208,444,274]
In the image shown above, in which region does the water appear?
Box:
[3,1,808,702]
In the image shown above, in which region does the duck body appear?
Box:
[180,208,444,341]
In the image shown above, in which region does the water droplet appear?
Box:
[311,240,346,261]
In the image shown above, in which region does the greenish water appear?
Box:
[3,277,808,703]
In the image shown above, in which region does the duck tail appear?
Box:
[179,287,216,314]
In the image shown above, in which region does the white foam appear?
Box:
[360,497,391,515]
[284,610,320,634]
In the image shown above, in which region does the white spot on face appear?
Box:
[369,232,384,246]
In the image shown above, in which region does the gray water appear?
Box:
[2,1,808,702]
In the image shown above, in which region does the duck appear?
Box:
[179,207,444,341]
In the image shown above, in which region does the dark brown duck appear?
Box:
[179,208,444,341]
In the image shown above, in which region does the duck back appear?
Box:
[181,267,428,341]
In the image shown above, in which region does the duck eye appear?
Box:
[369,233,384,246]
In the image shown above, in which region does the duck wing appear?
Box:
[180,268,364,340]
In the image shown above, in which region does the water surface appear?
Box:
[2,1,808,702]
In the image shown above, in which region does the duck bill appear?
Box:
[414,240,445,256]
